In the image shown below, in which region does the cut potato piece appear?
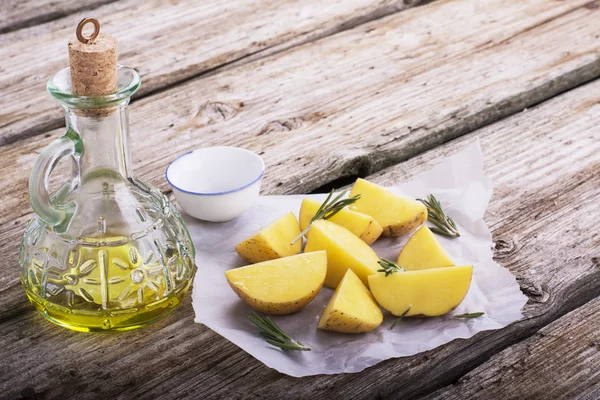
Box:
[349,178,427,237]
[235,212,302,263]
[299,198,383,244]
[225,251,327,315]
[318,269,383,333]
[305,220,380,289]
[368,265,473,317]
[397,226,454,270]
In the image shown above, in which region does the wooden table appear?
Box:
[1,0,599,398]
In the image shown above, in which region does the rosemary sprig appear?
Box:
[377,259,405,277]
[417,194,460,238]
[249,313,311,351]
[390,305,412,330]
[454,312,484,319]
[290,189,361,245]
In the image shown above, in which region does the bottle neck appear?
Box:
[64,101,134,181]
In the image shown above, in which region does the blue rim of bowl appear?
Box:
[165,147,265,196]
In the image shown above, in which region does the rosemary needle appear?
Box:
[377,259,405,277]
[249,313,311,351]
[290,189,361,245]
[454,312,484,319]
[417,194,460,238]
[390,305,412,330]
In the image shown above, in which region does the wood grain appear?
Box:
[2,0,599,397]
[187,79,600,400]
[0,0,117,34]
[83,0,600,195]
[1,0,598,290]
[0,71,598,399]
[0,0,424,145]
[425,297,600,400]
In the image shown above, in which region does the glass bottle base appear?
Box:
[25,282,191,333]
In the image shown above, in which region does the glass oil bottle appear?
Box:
[19,18,197,332]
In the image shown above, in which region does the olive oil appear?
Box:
[22,241,194,332]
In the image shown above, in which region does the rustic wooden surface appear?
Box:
[0,0,424,144]
[425,297,600,399]
[1,0,599,398]
[2,0,599,290]
[0,0,117,34]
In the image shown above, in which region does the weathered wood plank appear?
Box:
[184,80,600,400]
[0,73,598,399]
[1,0,598,289]
[0,0,117,34]
[0,0,424,145]
[425,297,600,400]
[75,0,600,194]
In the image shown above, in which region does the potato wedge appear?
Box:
[304,220,379,289]
[398,226,454,270]
[299,198,383,245]
[368,265,473,317]
[225,251,327,315]
[349,178,427,237]
[318,269,383,333]
[235,212,302,263]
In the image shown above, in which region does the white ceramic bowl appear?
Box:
[165,146,265,222]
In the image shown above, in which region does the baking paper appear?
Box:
[187,142,528,377]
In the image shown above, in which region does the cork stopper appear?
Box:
[68,18,117,97]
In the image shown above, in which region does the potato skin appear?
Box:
[381,209,427,237]
[317,269,383,333]
[318,309,379,333]
[234,237,280,264]
[234,212,302,263]
[300,198,383,244]
[359,219,384,245]
[227,279,324,315]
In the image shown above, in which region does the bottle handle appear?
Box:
[29,129,81,229]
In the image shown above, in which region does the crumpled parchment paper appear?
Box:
[187,142,528,377]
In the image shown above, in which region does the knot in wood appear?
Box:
[492,238,517,260]
[195,102,238,125]
[259,118,304,135]
[60,368,80,383]
[516,276,549,303]
[258,112,326,136]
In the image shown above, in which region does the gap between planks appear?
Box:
[0,74,598,400]
[79,0,600,197]
[0,0,428,146]
[0,0,120,34]
[193,80,600,400]
[0,0,599,292]
[1,0,600,394]
[424,296,600,399]
[137,0,436,113]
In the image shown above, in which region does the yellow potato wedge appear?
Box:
[299,198,383,245]
[305,220,380,289]
[235,212,302,264]
[397,226,454,270]
[318,269,383,333]
[368,265,473,317]
[225,251,327,315]
[349,178,427,237]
